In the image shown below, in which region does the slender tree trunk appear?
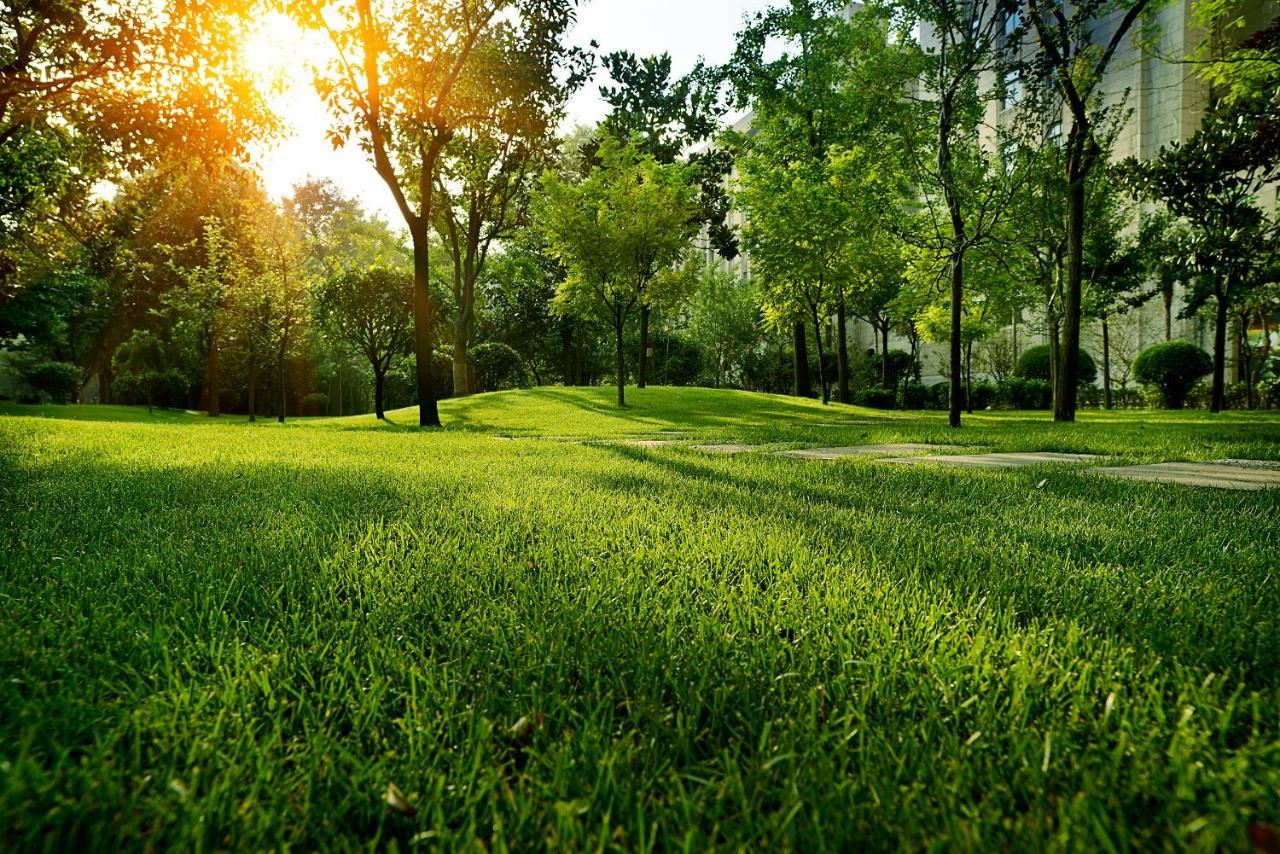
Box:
[278,350,287,424]
[1011,309,1019,363]
[614,306,626,407]
[1102,317,1113,409]
[452,331,469,398]
[1056,156,1086,423]
[205,325,220,417]
[638,304,650,389]
[793,321,812,398]
[948,251,963,429]
[880,322,890,386]
[965,341,973,414]
[336,366,343,417]
[1211,289,1228,413]
[561,322,573,386]
[248,357,257,423]
[1048,313,1061,410]
[410,224,441,427]
[810,305,829,405]
[375,367,386,420]
[836,300,849,404]
[101,363,112,405]
[1163,284,1174,341]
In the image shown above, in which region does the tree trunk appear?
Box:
[1102,317,1113,410]
[965,340,973,414]
[1048,314,1061,411]
[880,323,890,386]
[810,305,829,406]
[638,304,650,389]
[836,300,849,404]
[793,321,812,398]
[614,307,626,407]
[1163,284,1174,341]
[374,368,386,420]
[452,333,469,398]
[1211,289,1228,413]
[1055,151,1086,422]
[410,225,442,427]
[278,351,287,424]
[205,325,220,417]
[948,251,963,429]
[561,322,573,386]
[248,358,257,423]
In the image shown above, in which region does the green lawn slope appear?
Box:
[1,387,1279,848]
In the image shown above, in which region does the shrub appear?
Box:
[1260,377,1280,409]
[995,377,1052,410]
[926,382,950,410]
[967,381,997,411]
[23,361,80,403]
[902,383,928,410]
[470,342,529,393]
[1133,340,1212,409]
[1014,344,1097,386]
[301,392,329,416]
[853,386,897,409]
[651,335,703,386]
[114,369,189,409]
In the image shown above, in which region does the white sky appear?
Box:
[251,0,774,227]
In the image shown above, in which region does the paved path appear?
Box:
[692,444,757,454]
[879,452,1102,469]
[779,444,952,460]
[1093,461,1280,491]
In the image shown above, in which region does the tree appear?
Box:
[0,1,272,311]
[291,0,582,427]
[1081,180,1145,409]
[1125,89,1280,412]
[1024,0,1162,422]
[535,136,700,406]
[726,0,914,404]
[687,267,761,389]
[313,269,414,419]
[888,0,1028,427]
[597,51,734,387]
[255,209,311,423]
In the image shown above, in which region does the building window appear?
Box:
[1047,120,1063,146]
[1002,69,1023,110]
[1004,6,1021,38]
[1001,141,1019,174]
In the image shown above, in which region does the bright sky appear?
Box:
[249,0,774,227]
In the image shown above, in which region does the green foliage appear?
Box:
[852,386,897,409]
[1015,344,1098,386]
[1133,341,1214,409]
[996,377,1053,410]
[21,360,81,404]
[470,342,530,392]
[686,267,760,388]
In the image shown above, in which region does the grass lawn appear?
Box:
[2,387,1279,849]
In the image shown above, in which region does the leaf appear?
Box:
[383,781,417,817]
[1036,479,1048,490]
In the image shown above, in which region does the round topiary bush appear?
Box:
[470,342,529,393]
[1133,340,1212,409]
[1014,344,1097,386]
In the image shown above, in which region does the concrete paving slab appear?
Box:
[880,452,1102,469]
[692,444,757,454]
[1094,462,1280,490]
[1213,459,1280,472]
[617,439,682,449]
[779,443,950,460]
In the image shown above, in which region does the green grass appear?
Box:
[2,387,1279,849]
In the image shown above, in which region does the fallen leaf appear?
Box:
[384,781,417,817]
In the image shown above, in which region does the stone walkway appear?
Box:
[880,452,1102,469]
[1093,460,1280,491]
[607,439,1280,491]
[692,444,757,454]
[779,443,949,460]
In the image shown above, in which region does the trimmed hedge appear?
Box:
[1133,341,1212,409]
[1014,344,1097,386]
